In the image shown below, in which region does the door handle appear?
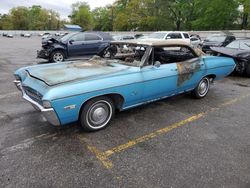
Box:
[171,68,178,71]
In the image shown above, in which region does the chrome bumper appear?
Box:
[14,80,60,126]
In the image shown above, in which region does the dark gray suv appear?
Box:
[37,32,113,62]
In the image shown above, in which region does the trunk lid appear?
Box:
[210,47,248,58]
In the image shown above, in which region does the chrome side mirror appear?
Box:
[154,61,161,68]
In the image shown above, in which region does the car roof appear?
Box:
[111,39,191,47]
[84,31,112,40]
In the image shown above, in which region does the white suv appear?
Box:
[147,31,191,44]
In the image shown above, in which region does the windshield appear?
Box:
[101,44,149,67]
[226,40,250,50]
[148,32,166,39]
[60,33,77,42]
[206,35,226,42]
[240,40,250,50]
[226,41,239,49]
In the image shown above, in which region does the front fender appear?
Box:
[49,44,67,56]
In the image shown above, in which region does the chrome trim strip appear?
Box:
[13,80,60,126]
[122,88,195,110]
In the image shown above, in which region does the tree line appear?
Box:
[0,5,62,30]
[1,0,250,31]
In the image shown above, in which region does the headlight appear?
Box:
[43,100,52,108]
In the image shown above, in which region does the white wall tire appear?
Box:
[192,77,210,99]
[80,96,115,131]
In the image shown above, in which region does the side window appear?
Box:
[167,33,182,39]
[123,36,134,40]
[153,46,196,64]
[183,33,190,39]
[85,34,102,41]
[71,33,85,41]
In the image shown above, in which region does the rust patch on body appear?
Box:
[177,59,201,86]
[73,56,110,69]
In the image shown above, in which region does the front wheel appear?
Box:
[80,96,115,131]
[191,77,210,99]
[50,51,65,62]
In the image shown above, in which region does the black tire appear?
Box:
[191,77,210,99]
[50,50,65,62]
[245,64,250,77]
[80,96,115,131]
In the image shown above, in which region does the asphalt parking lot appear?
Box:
[0,36,250,188]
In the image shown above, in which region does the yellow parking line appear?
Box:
[87,146,113,169]
[78,136,114,169]
[103,113,205,157]
[79,94,250,169]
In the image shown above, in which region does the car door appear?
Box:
[83,33,103,55]
[141,47,179,101]
[67,33,86,56]
[169,46,206,92]
[141,46,205,101]
[141,62,179,101]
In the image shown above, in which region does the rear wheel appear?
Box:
[50,51,65,62]
[80,96,115,131]
[192,77,210,99]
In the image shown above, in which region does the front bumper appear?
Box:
[14,80,60,126]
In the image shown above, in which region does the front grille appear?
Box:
[22,86,42,104]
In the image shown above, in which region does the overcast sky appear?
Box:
[0,0,116,19]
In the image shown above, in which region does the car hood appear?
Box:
[25,58,130,86]
[42,37,63,47]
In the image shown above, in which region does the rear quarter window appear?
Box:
[183,33,190,39]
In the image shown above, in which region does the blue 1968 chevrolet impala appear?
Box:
[14,40,235,131]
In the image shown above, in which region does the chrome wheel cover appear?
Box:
[198,78,209,97]
[86,100,112,129]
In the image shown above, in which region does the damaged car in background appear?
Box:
[211,38,250,77]
[37,32,113,62]
[14,40,235,131]
[202,33,235,53]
